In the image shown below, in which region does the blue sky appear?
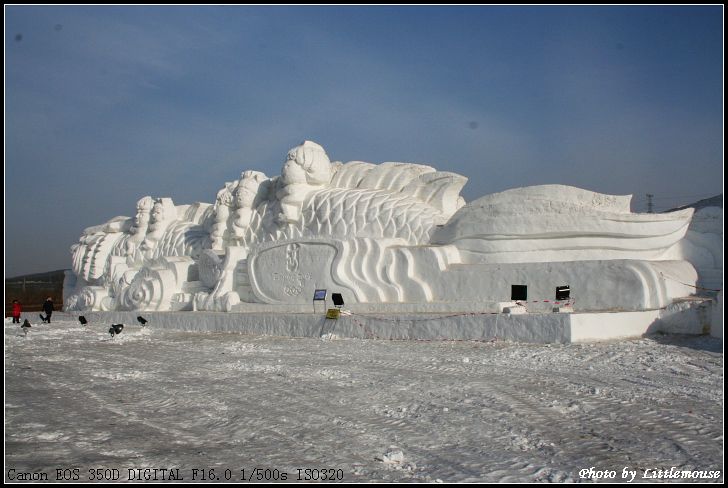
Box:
[5,5,723,277]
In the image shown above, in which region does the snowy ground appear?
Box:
[5,315,724,483]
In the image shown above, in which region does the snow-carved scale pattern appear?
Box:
[301,188,442,245]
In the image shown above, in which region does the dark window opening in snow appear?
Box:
[511,285,527,301]
[556,286,570,301]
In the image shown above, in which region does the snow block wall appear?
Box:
[668,206,723,292]
[65,141,702,315]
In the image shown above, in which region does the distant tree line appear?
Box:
[5,269,67,316]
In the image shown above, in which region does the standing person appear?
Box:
[40,297,54,324]
[12,300,22,324]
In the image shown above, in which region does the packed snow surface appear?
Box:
[5,315,723,483]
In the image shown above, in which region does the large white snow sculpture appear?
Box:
[64,141,700,313]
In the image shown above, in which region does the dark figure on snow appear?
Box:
[12,299,22,324]
[40,297,54,324]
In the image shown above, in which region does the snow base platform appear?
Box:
[80,298,718,344]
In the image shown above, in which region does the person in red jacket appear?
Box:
[12,300,22,324]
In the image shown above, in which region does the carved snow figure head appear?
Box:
[149,198,176,233]
[140,198,176,258]
[278,141,332,224]
[131,196,154,235]
[209,183,236,250]
[235,171,267,209]
[282,140,332,186]
[215,184,234,209]
[231,171,267,242]
[125,196,155,259]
